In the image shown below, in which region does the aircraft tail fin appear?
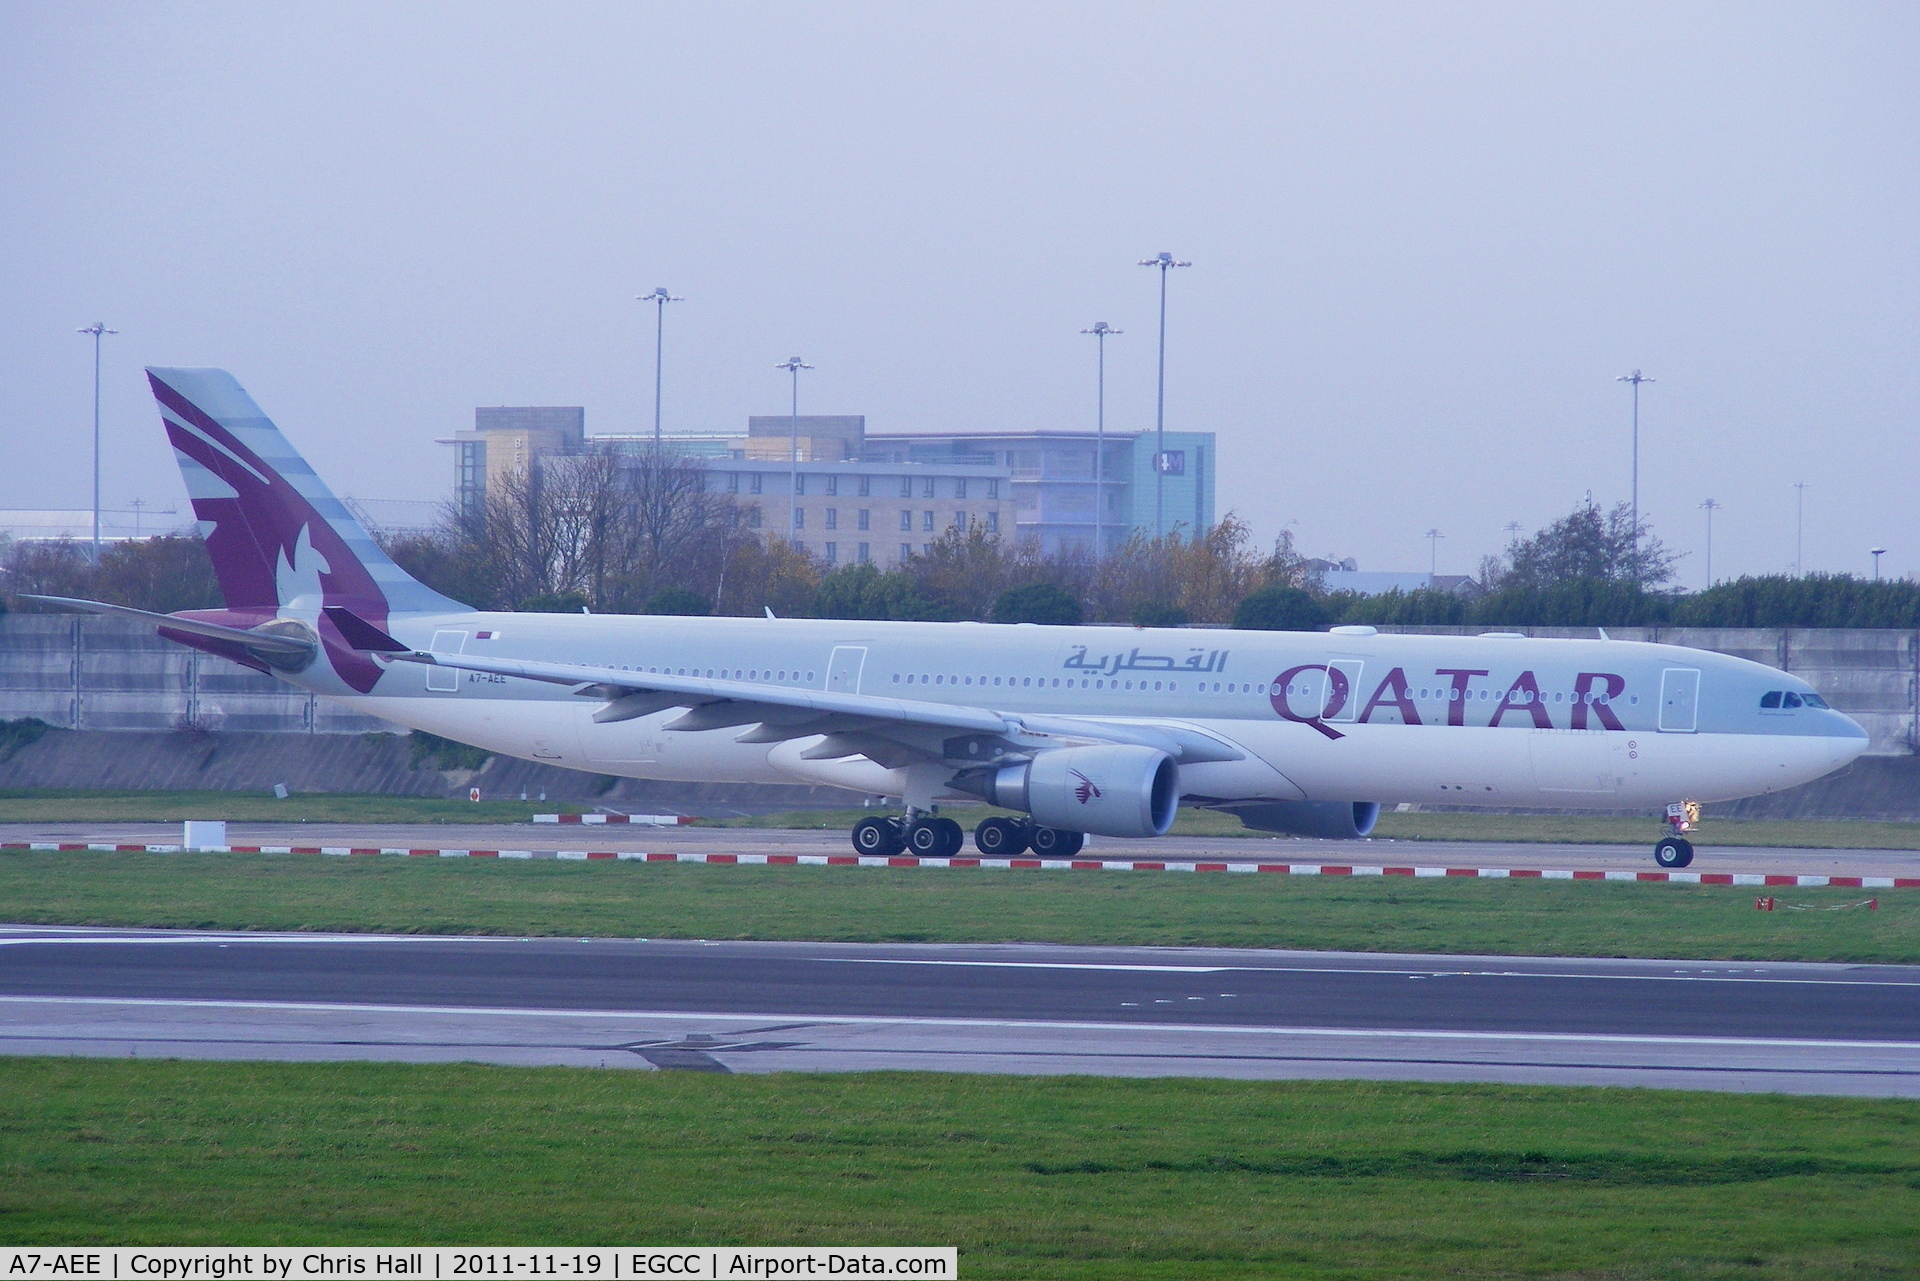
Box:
[146,367,469,621]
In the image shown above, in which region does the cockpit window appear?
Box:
[1802,692,1830,709]
[1782,692,1804,709]
[1760,691,1782,709]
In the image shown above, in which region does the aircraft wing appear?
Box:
[391,649,1241,767]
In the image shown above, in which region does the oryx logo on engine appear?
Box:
[1070,769,1102,804]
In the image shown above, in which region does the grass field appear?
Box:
[1,849,1912,963]
[0,789,589,824]
[4,1058,1917,1277]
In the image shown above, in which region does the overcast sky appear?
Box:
[3,2,1914,584]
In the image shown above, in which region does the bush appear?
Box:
[1334,588,1468,627]
[642,586,711,616]
[407,731,493,772]
[991,582,1083,626]
[1672,574,1920,629]
[0,717,53,762]
[518,591,592,614]
[1129,600,1190,628]
[1233,586,1328,631]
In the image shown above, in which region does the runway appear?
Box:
[4,927,1917,1095]
[7,821,1920,878]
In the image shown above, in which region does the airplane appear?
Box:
[29,368,1869,869]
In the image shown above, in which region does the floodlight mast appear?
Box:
[1139,252,1190,539]
[1698,498,1722,588]
[1616,369,1655,570]
[1080,322,1121,557]
[639,288,683,454]
[777,357,813,545]
[77,322,118,564]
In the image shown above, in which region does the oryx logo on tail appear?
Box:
[147,368,468,691]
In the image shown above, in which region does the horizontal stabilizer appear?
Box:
[321,606,409,652]
[20,595,314,656]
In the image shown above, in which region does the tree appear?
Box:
[1484,500,1678,591]
[1,534,220,614]
[992,582,1083,625]
[813,562,950,621]
[1087,517,1305,626]
[393,447,772,615]
[1233,585,1328,631]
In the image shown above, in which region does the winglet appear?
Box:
[321,606,409,652]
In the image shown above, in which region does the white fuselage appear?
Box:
[297,612,1866,815]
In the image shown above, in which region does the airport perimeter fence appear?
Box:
[1,615,1915,754]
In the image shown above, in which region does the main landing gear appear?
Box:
[847,813,1086,859]
[972,816,1085,858]
[1653,800,1701,869]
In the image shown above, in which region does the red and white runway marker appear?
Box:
[5,842,1916,888]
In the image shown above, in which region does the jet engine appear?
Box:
[972,743,1178,839]
[1232,800,1381,840]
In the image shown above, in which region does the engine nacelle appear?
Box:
[980,744,1178,839]
[1234,800,1381,840]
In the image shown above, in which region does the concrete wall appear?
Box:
[0,728,864,814]
[0,615,393,734]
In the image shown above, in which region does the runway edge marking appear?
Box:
[4,843,1916,888]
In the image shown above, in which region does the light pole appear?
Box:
[1425,528,1444,580]
[1872,547,1887,581]
[776,356,812,546]
[1139,252,1190,539]
[1615,369,1654,571]
[1792,481,1809,576]
[1698,498,1721,588]
[1080,322,1121,557]
[638,288,682,453]
[77,322,117,564]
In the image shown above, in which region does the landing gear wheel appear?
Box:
[1028,826,1086,858]
[974,816,1030,857]
[851,816,903,857]
[1653,836,1694,869]
[907,819,964,857]
[933,817,965,858]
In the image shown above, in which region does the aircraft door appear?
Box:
[425,630,466,692]
[1659,668,1701,733]
[1325,660,1365,724]
[827,646,868,694]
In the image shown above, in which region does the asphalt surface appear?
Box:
[4,927,1918,1094]
[8,822,1920,876]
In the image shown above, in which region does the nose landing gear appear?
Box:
[1653,801,1700,868]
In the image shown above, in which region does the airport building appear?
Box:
[448,410,1217,565]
